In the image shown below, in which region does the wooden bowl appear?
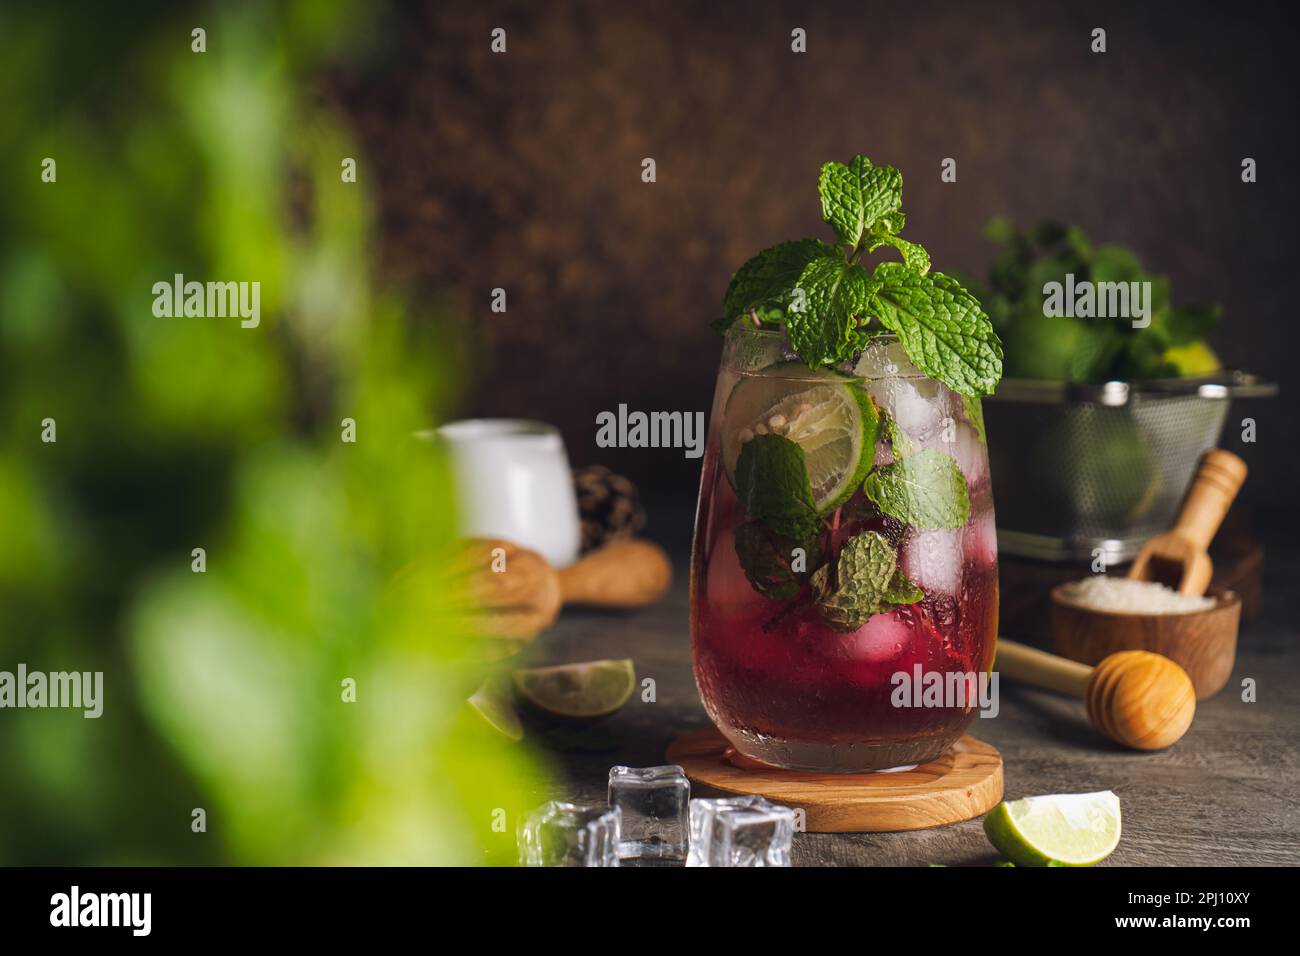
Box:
[1051,586,1240,700]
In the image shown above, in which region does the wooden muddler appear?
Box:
[995,639,1196,750]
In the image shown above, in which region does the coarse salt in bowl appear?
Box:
[1057,576,1216,615]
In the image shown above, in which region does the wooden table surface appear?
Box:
[525,503,1300,866]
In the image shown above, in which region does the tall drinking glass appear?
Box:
[690,327,999,772]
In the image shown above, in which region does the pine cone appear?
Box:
[573,465,646,553]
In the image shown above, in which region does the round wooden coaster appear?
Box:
[666,728,1003,833]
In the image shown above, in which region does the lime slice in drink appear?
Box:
[983,791,1121,867]
[513,658,637,722]
[468,678,524,741]
[721,362,878,514]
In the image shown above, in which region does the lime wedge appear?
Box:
[721,363,878,513]
[513,658,636,722]
[468,679,524,741]
[983,791,1121,867]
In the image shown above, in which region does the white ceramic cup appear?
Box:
[426,419,581,568]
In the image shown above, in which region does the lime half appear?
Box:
[721,363,878,513]
[468,679,524,741]
[513,659,637,722]
[983,791,1121,867]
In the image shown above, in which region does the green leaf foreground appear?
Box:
[716,154,1003,399]
[863,448,970,530]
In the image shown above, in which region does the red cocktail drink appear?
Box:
[690,332,999,771]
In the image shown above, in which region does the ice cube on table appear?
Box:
[687,795,795,867]
[517,801,621,867]
[607,765,690,861]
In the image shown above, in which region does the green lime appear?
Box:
[983,791,1121,867]
[1162,341,1221,377]
[468,678,524,741]
[721,362,878,513]
[512,658,636,722]
[1003,313,1107,381]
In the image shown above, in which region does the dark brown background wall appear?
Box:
[334,0,1297,529]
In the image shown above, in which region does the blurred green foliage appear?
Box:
[0,1,544,863]
[968,218,1222,382]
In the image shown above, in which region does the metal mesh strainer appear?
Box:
[984,373,1275,564]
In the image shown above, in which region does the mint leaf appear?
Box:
[812,530,897,631]
[869,262,1003,397]
[734,521,820,600]
[719,239,835,329]
[872,211,906,236]
[818,156,903,250]
[863,448,970,530]
[882,568,924,606]
[869,234,931,275]
[734,434,822,540]
[787,254,869,367]
[882,413,919,458]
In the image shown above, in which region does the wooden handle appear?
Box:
[994,638,1092,698]
[1172,449,1247,552]
[558,538,672,608]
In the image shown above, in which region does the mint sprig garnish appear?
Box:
[863,448,970,530]
[716,154,1003,398]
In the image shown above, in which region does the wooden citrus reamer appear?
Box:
[995,639,1196,750]
[456,537,673,644]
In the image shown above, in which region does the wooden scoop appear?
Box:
[1128,449,1247,595]
[995,638,1196,750]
